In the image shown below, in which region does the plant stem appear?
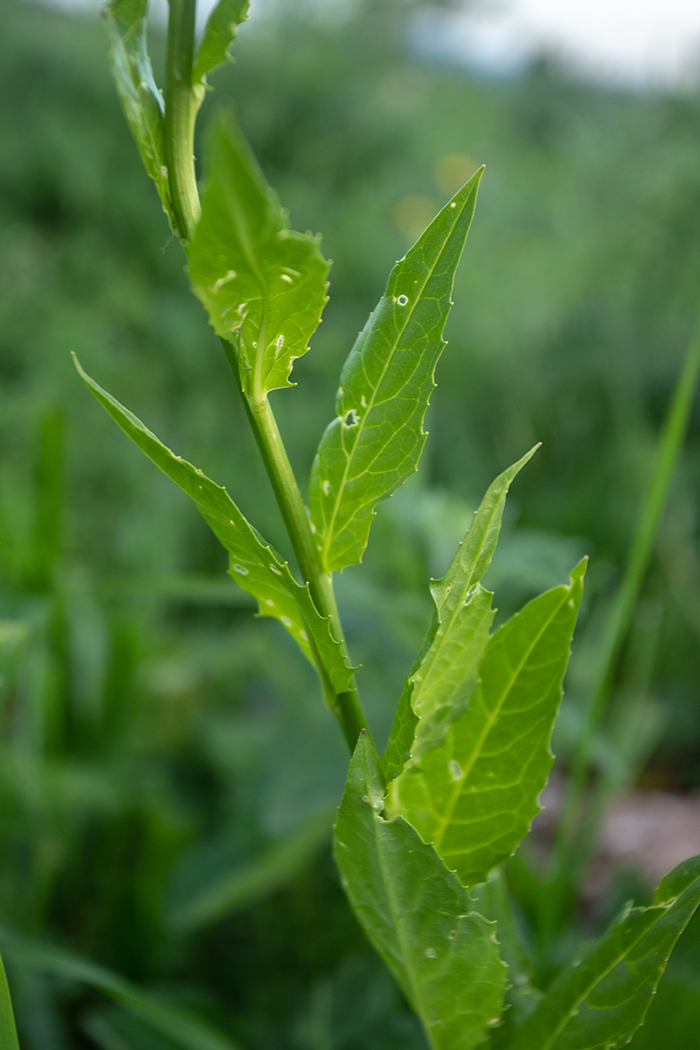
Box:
[221,340,370,751]
[165,0,201,240]
[162,0,368,750]
[550,310,700,915]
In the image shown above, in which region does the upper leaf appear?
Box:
[383,448,539,780]
[188,113,330,399]
[73,356,355,694]
[193,0,250,87]
[510,854,700,1050]
[387,560,586,887]
[103,0,173,225]
[309,169,483,573]
[334,733,506,1050]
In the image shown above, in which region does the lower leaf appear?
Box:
[334,733,506,1050]
[510,854,700,1050]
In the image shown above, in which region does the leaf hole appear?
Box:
[233,564,249,575]
[344,409,359,426]
[396,294,408,306]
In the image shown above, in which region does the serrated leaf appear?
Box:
[309,169,483,573]
[387,560,586,887]
[382,449,538,780]
[193,0,249,86]
[103,0,173,225]
[334,733,506,1050]
[73,356,355,694]
[188,113,329,399]
[510,854,700,1050]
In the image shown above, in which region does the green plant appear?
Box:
[3,0,700,1047]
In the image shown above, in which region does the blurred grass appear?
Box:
[0,0,699,1045]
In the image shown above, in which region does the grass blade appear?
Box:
[0,930,244,1050]
[0,949,20,1050]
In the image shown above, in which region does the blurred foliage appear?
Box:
[0,0,699,1044]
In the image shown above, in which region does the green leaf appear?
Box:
[309,169,483,573]
[0,929,244,1050]
[193,0,250,86]
[0,948,20,1050]
[334,733,506,1050]
[103,0,173,224]
[383,449,539,779]
[73,356,355,694]
[188,112,329,399]
[168,807,333,933]
[510,854,700,1050]
[387,560,586,887]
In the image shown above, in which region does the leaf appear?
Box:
[0,949,20,1050]
[188,112,329,399]
[384,449,539,778]
[309,169,483,573]
[168,807,333,933]
[0,929,244,1050]
[509,854,700,1050]
[334,733,507,1050]
[103,0,172,224]
[73,356,355,694]
[387,560,586,888]
[193,0,250,86]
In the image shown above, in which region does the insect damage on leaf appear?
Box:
[187,112,329,401]
[309,168,484,573]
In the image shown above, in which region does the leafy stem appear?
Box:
[165,0,202,239]
[220,338,370,749]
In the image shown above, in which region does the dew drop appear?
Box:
[397,294,408,306]
[233,564,249,575]
[281,616,292,626]
[266,599,274,607]
[323,480,331,495]
[448,760,463,781]
[425,948,436,958]
[281,273,293,283]
[300,630,308,641]
[450,202,457,208]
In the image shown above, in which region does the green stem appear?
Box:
[165,0,201,240]
[0,950,20,1050]
[221,340,370,751]
[550,309,700,914]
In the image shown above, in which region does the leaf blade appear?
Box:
[188,113,329,398]
[510,854,700,1050]
[309,169,483,572]
[73,355,355,693]
[0,949,19,1050]
[103,0,173,224]
[388,560,586,887]
[334,733,506,1050]
[193,0,250,85]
